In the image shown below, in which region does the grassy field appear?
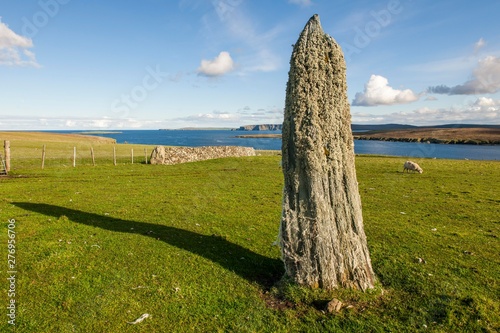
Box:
[1,135,499,332]
[0,132,153,170]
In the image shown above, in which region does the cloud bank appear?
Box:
[197,51,234,77]
[0,21,40,67]
[2,97,496,130]
[352,97,499,125]
[427,55,500,95]
[0,105,284,130]
[352,75,419,106]
[173,106,283,126]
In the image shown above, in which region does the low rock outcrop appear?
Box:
[234,124,283,131]
[149,146,255,165]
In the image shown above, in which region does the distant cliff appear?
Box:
[233,124,282,131]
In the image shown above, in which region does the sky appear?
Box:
[1,0,499,130]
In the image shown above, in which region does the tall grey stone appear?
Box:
[279,15,375,291]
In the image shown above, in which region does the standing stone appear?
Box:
[279,15,375,291]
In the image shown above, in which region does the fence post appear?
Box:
[41,145,46,169]
[144,148,148,164]
[91,147,95,166]
[4,140,10,172]
[113,146,117,166]
[73,147,76,168]
[131,149,134,164]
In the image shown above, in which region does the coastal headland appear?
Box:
[353,127,500,145]
[233,124,500,145]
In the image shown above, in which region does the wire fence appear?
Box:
[3,141,155,172]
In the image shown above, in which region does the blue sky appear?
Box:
[1,0,499,129]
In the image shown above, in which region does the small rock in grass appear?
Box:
[127,313,150,325]
[416,257,426,264]
[326,298,343,313]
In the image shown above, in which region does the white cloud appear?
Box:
[0,106,284,130]
[474,38,486,53]
[173,107,283,127]
[288,0,312,6]
[352,75,419,106]
[201,1,282,74]
[428,55,500,95]
[197,51,234,77]
[0,116,164,130]
[0,22,40,67]
[474,96,496,107]
[352,97,499,125]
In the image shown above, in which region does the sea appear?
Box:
[64,130,500,161]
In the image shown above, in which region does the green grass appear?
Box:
[1,136,153,170]
[1,139,499,332]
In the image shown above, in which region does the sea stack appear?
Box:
[279,15,375,291]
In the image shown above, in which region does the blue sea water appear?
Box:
[65,130,499,161]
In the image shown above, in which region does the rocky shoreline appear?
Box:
[352,136,500,145]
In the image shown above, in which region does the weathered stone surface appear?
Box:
[326,298,343,313]
[150,146,167,165]
[149,146,255,165]
[279,15,375,291]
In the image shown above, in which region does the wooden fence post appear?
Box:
[131,149,134,164]
[144,148,148,164]
[113,146,117,166]
[4,141,10,172]
[91,147,95,166]
[41,145,46,169]
[73,147,76,168]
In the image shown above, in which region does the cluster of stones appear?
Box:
[149,146,255,165]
